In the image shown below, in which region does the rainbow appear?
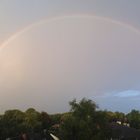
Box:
[0,14,140,51]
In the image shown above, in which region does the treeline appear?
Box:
[0,98,140,140]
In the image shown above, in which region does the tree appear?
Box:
[24,108,42,132]
[0,109,25,138]
[40,111,51,129]
[50,113,62,125]
[126,109,140,129]
[69,98,97,119]
[59,98,110,140]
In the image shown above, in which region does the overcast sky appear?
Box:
[0,0,140,113]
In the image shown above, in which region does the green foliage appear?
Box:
[0,108,51,138]
[69,98,97,118]
[126,109,140,129]
[24,108,42,132]
[59,98,110,140]
[0,110,25,138]
[50,113,62,125]
[1,99,140,139]
[40,111,51,129]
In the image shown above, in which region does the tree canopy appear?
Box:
[0,98,140,140]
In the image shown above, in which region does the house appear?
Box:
[110,122,140,140]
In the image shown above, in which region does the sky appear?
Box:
[0,0,140,113]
